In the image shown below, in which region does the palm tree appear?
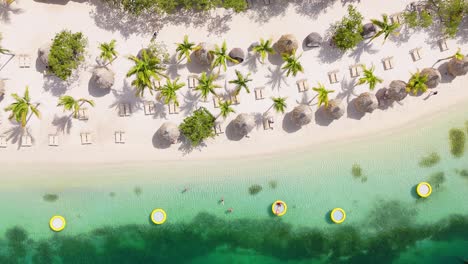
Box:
[281,51,304,77]
[356,65,383,90]
[229,70,252,95]
[252,38,275,63]
[218,100,235,119]
[312,83,334,108]
[99,39,118,65]
[370,14,400,43]
[157,78,185,106]
[195,72,221,101]
[57,95,95,118]
[175,35,199,63]
[453,48,464,60]
[271,97,287,113]
[126,49,167,97]
[406,71,428,95]
[210,41,238,72]
[4,86,40,128]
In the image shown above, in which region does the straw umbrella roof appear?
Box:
[229,48,245,63]
[421,68,441,88]
[362,23,377,39]
[447,57,468,76]
[38,42,52,66]
[354,92,378,113]
[232,113,255,136]
[274,34,298,55]
[387,80,408,101]
[325,99,344,120]
[158,122,180,144]
[291,105,313,126]
[193,42,215,66]
[304,32,322,48]
[92,67,115,90]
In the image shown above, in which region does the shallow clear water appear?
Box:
[1,103,468,263]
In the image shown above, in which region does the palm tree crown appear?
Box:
[99,39,118,64]
[370,14,400,43]
[271,97,287,113]
[356,65,383,90]
[210,41,238,72]
[218,100,235,119]
[406,71,428,95]
[312,83,334,108]
[195,72,221,101]
[57,95,95,118]
[229,70,252,95]
[158,78,185,106]
[454,48,464,60]
[252,38,275,63]
[4,86,40,127]
[175,35,199,63]
[126,49,167,97]
[281,51,304,77]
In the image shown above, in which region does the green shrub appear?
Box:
[222,0,248,12]
[351,163,362,178]
[431,0,466,37]
[449,128,466,157]
[331,5,363,51]
[179,107,215,146]
[403,10,433,28]
[248,184,262,195]
[48,30,87,80]
[418,152,441,167]
[43,194,58,202]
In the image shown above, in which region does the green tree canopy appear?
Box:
[179,107,216,146]
[127,49,167,97]
[332,5,364,51]
[312,83,334,108]
[4,86,40,127]
[356,65,383,90]
[271,97,287,114]
[57,95,95,118]
[252,38,275,63]
[406,71,428,95]
[370,14,400,43]
[99,39,118,65]
[48,30,87,80]
[175,35,199,63]
[210,41,238,72]
[229,70,252,95]
[158,78,185,106]
[195,72,220,101]
[218,100,235,119]
[281,51,304,77]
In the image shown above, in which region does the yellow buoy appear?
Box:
[150,209,167,225]
[416,182,432,198]
[272,200,287,216]
[330,208,346,224]
[49,215,66,232]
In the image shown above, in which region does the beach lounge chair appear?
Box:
[0,136,7,148]
[21,135,32,147]
[18,54,31,68]
[188,75,198,89]
[168,102,179,114]
[349,64,361,78]
[230,93,240,105]
[382,57,394,71]
[389,13,403,24]
[438,38,448,52]
[263,116,274,130]
[254,87,265,100]
[328,70,339,84]
[78,108,89,120]
[80,132,92,145]
[214,123,224,135]
[410,47,422,61]
[48,134,59,147]
[296,79,308,92]
[213,96,224,108]
[144,101,155,115]
[118,103,131,117]
[114,131,125,144]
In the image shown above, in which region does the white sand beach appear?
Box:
[0,0,467,163]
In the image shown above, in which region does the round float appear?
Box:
[150,209,167,225]
[272,200,287,216]
[330,208,346,224]
[416,182,432,198]
[49,215,66,232]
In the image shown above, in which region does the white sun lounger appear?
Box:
[438,38,449,52]
[115,131,125,144]
[230,93,240,105]
[80,132,92,145]
[263,117,274,130]
[410,47,422,61]
[254,87,265,100]
[349,64,362,78]
[144,101,155,115]
[18,54,31,68]
[382,57,394,70]
[213,96,224,108]
[0,136,7,148]
[48,134,59,146]
[118,103,131,117]
[168,102,179,114]
[328,70,339,84]
[21,135,32,147]
[78,108,89,120]
[188,75,198,89]
[214,123,224,135]
[296,79,309,92]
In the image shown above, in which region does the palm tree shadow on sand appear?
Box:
[110,80,144,113]
[335,78,357,103]
[52,114,73,134]
[179,90,200,116]
[265,65,288,91]
[0,2,24,23]
[4,123,31,150]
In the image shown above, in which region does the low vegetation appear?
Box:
[449,128,466,157]
[331,5,364,51]
[427,171,445,187]
[351,164,362,178]
[403,10,433,28]
[248,184,262,195]
[42,194,58,202]
[455,169,468,177]
[179,107,215,147]
[48,30,87,80]
[418,152,441,167]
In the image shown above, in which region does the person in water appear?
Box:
[220,197,224,205]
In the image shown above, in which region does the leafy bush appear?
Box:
[222,0,248,12]
[331,5,364,51]
[418,152,441,167]
[351,163,362,178]
[449,128,466,157]
[179,107,215,146]
[48,30,87,80]
[43,194,58,202]
[248,184,262,195]
[403,10,433,28]
[431,0,467,37]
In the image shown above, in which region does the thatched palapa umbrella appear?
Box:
[447,56,468,76]
[274,34,298,55]
[291,105,313,126]
[229,48,245,63]
[324,99,344,120]
[354,92,378,113]
[420,68,441,88]
[158,122,180,144]
[387,80,408,101]
[232,113,255,136]
[362,23,377,39]
[304,32,322,48]
[92,67,115,90]
[38,42,52,66]
[193,42,215,66]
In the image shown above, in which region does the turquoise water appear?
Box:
[1,103,468,263]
